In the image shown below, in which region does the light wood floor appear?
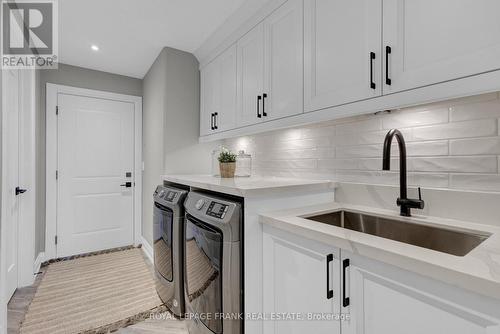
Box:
[6,248,189,334]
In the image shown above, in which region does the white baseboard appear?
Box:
[141,237,154,264]
[33,252,45,275]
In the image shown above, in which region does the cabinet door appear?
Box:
[200,59,219,136]
[263,226,341,334]
[200,45,237,135]
[263,0,303,121]
[341,251,500,334]
[304,0,382,113]
[237,23,265,127]
[217,44,237,132]
[383,0,500,94]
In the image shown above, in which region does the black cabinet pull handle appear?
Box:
[385,46,392,86]
[257,95,262,118]
[210,113,215,130]
[370,52,376,89]
[262,93,268,117]
[15,187,27,195]
[326,254,334,299]
[214,112,218,130]
[120,182,132,188]
[342,258,350,307]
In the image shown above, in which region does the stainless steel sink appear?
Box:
[304,210,490,256]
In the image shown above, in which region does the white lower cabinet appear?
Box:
[263,225,341,334]
[263,227,500,334]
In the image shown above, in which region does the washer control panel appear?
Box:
[206,201,229,219]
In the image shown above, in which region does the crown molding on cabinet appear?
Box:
[194,0,287,69]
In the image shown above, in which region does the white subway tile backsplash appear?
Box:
[406,141,449,157]
[336,144,382,158]
[450,100,500,122]
[450,174,500,192]
[412,119,497,140]
[382,108,448,129]
[335,118,381,135]
[254,159,317,170]
[411,156,497,173]
[225,92,500,193]
[450,137,500,155]
[334,128,412,146]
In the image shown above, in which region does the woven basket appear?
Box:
[219,162,236,178]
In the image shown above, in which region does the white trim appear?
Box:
[140,237,154,264]
[33,252,45,275]
[45,83,143,261]
[17,69,37,288]
[0,62,7,334]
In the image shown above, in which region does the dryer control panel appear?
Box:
[206,201,229,219]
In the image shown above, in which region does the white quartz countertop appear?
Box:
[261,202,500,300]
[162,174,335,197]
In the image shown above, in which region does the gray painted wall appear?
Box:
[142,47,218,245]
[35,63,142,258]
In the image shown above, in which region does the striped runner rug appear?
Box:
[19,248,162,334]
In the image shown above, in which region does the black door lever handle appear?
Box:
[120,182,132,188]
[15,187,27,195]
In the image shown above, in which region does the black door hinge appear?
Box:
[56,106,59,115]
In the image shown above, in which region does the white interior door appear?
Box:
[57,93,135,258]
[2,69,20,300]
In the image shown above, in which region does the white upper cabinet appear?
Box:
[200,0,500,139]
[383,0,500,93]
[200,58,219,136]
[237,24,265,127]
[304,0,382,112]
[200,44,237,135]
[218,45,237,131]
[263,0,304,121]
[263,226,341,334]
[237,0,304,127]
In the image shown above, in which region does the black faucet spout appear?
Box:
[382,129,424,216]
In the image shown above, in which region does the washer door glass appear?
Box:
[153,202,173,282]
[185,214,223,334]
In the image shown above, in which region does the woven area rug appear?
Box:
[20,248,163,334]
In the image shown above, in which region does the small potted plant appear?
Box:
[218,148,237,178]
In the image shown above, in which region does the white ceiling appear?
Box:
[58,0,247,78]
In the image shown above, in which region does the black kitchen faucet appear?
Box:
[382,129,425,217]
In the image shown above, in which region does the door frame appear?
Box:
[1,68,37,329]
[45,83,143,260]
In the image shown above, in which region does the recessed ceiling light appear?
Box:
[91,45,99,51]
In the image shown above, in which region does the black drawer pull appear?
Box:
[257,95,262,118]
[385,46,392,86]
[262,93,268,117]
[214,112,218,130]
[370,52,376,89]
[342,258,350,307]
[210,113,215,130]
[326,254,334,299]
